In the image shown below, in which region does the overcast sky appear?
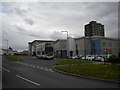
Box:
[1,1,119,51]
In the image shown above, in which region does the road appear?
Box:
[2,56,119,88]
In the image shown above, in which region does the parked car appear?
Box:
[72,55,82,59]
[104,55,120,64]
[68,56,73,59]
[87,55,95,61]
[106,55,118,61]
[81,56,86,60]
[81,55,95,61]
[93,56,104,62]
[101,54,112,59]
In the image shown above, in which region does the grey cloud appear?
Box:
[84,2,118,19]
[10,25,43,39]
[13,46,27,51]
[2,2,29,16]
[49,31,66,40]
[2,2,118,51]
[19,31,46,39]
[14,26,45,39]
[11,25,28,33]
[16,27,26,32]
[14,7,28,16]
[28,34,42,38]
[24,18,34,25]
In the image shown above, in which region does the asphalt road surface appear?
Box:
[2,56,119,88]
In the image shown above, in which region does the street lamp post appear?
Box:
[84,36,86,60]
[61,31,69,59]
[61,31,68,39]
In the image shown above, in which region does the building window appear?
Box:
[108,43,112,47]
[115,43,118,47]
[102,42,106,47]
[92,42,95,47]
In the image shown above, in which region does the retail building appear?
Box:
[53,36,119,58]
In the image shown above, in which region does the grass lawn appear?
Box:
[55,64,120,80]
[4,55,23,62]
[56,60,92,65]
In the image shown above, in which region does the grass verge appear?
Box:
[4,55,23,62]
[55,64,120,80]
[56,60,92,65]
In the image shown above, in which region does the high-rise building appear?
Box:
[84,21,104,37]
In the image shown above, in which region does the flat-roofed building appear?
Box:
[75,36,119,56]
[75,36,91,56]
[53,36,119,58]
[53,39,67,58]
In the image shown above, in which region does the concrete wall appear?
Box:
[53,40,67,58]
[75,36,119,56]
[68,37,76,56]
[75,37,91,56]
[100,38,119,55]
[53,40,67,50]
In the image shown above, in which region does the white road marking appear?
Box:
[49,69,54,72]
[2,68,10,72]
[41,67,44,69]
[27,64,30,66]
[31,65,33,67]
[21,63,24,65]
[37,66,39,68]
[45,67,49,71]
[16,62,54,72]
[16,75,40,86]
[50,70,54,72]
[33,65,36,68]
[25,63,27,65]
[49,69,52,71]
